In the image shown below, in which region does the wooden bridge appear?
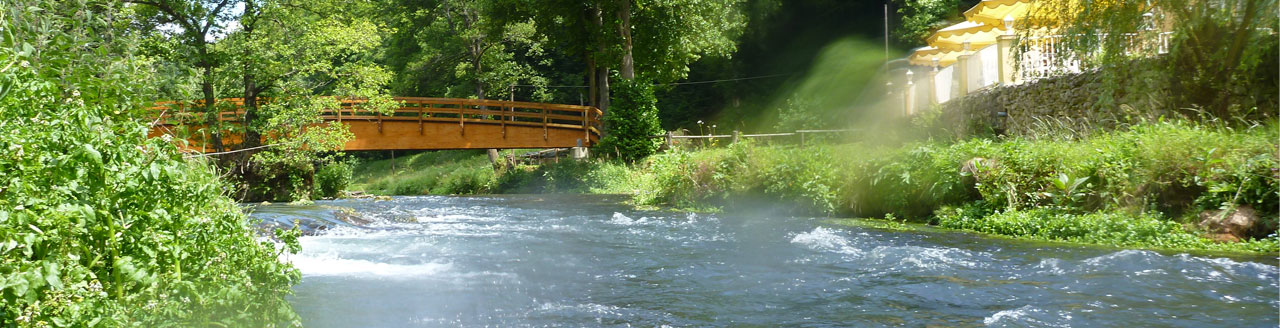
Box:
[147,97,602,152]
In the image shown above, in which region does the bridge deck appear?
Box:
[147,97,602,152]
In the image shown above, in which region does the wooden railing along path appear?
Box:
[148,97,603,151]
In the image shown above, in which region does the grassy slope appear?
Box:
[353,150,495,195]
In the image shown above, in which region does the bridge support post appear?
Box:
[573,139,589,160]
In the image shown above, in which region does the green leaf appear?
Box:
[44,262,62,289]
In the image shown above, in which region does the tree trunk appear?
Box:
[242,69,260,149]
[587,55,598,108]
[199,53,223,153]
[597,65,610,115]
[242,0,261,150]
[589,4,610,115]
[618,0,635,81]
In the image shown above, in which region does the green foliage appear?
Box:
[1026,0,1278,120]
[893,0,978,44]
[597,79,663,162]
[354,150,498,195]
[592,121,1279,251]
[0,1,299,325]
[382,0,549,99]
[233,1,396,201]
[313,161,355,199]
[935,208,1278,253]
[772,96,822,131]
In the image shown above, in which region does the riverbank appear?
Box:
[350,121,1279,254]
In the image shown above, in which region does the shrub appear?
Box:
[314,161,354,199]
[0,2,299,325]
[935,208,1278,253]
[597,79,663,163]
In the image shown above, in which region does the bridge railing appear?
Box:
[148,97,603,138]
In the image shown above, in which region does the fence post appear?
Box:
[665,131,674,149]
[731,130,740,144]
[998,15,1017,86]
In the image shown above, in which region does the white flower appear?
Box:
[697,120,703,124]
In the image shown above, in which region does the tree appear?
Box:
[127,0,239,152]
[891,0,980,45]
[223,0,397,200]
[517,0,747,114]
[382,0,549,101]
[1026,0,1278,120]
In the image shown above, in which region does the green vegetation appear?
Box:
[935,208,1277,253]
[1027,0,1277,120]
[352,121,1278,253]
[313,161,355,199]
[1,1,299,325]
[596,79,664,162]
[355,151,498,195]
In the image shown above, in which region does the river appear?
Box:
[248,195,1278,327]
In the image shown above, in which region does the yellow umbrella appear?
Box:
[926,21,1008,52]
[908,47,965,67]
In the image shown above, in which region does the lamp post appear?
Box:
[904,69,915,116]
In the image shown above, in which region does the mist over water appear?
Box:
[257,195,1279,327]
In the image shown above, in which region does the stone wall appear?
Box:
[938,61,1172,137]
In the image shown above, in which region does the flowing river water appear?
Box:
[248,195,1278,327]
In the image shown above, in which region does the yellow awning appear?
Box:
[926,21,1007,52]
[964,0,1033,27]
[908,47,965,67]
[964,0,1083,28]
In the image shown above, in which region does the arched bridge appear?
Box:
[147,97,602,152]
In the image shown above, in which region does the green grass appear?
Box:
[353,150,496,195]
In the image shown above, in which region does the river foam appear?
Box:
[288,252,453,278]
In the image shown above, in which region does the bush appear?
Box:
[0,2,299,325]
[597,79,663,163]
[935,208,1278,253]
[314,161,354,199]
